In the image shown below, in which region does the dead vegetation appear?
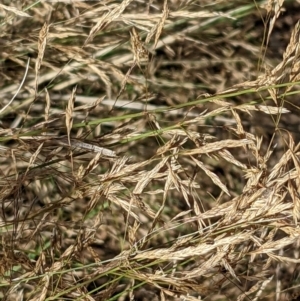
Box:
[1,0,300,300]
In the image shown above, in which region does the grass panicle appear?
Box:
[1,0,300,300]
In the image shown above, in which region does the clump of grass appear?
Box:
[1,0,300,300]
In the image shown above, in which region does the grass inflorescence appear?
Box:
[1,0,300,300]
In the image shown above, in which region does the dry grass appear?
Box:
[1,0,300,300]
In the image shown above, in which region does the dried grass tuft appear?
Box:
[1,0,300,300]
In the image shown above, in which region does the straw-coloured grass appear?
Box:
[1,0,300,300]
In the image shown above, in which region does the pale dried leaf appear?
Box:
[192,157,230,196]
[36,274,49,301]
[145,0,169,49]
[0,3,31,17]
[65,86,77,146]
[133,157,169,194]
[218,149,247,169]
[44,88,50,122]
[35,22,49,92]
[25,142,44,174]
[182,139,250,156]
[266,0,284,47]
[85,0,133,45]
